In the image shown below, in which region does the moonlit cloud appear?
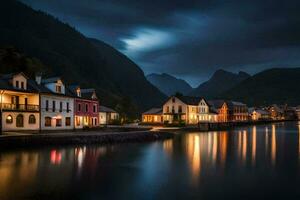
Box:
[120,28,176,58]
[20,0,300,87]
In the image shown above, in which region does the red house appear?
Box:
[68,85,99,129]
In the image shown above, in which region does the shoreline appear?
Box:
[0,130,174,149]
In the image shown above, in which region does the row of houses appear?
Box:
[0,72,119,132]
[142,95,248,125]
[142,95,300,125]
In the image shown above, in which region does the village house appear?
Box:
[68,86,99,129]
[227,101,248,121]
[208,100,229,122]
[0,73,40,131]
[142,108,163,124]
[162,96,218,125]
[36,76,75,130]
[250,109,271,121]
[99,106,119,125]
[268,104,284,120]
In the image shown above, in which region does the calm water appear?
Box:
[1,122,300,200]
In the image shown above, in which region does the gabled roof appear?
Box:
[81,88,97,99]
[208,100,226,110]
[226,100,247,110]
[0,72,29,80]
[143,108,162,115]
[253,109,270,115]
[176,96,203,105]
[99,106,117,113]
[41,77,62,84]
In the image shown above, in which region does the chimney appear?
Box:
[35,73,42,85]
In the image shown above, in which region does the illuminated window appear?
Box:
[6,115,13,124]
[28,114,36,124]
[16,114,24,127]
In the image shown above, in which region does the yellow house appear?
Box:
[0,73,40,131]
[142,108,163,124]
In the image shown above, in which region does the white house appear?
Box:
[37,76,75,130]
[0,73,40,131]
[162,96,218,125]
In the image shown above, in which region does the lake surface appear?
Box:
[1,122,300,199]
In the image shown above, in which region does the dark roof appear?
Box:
[226,100,247,110]
[99,106,117,113]
[253,109,270,115]
[177,96,202,105]
[0,74,38,93]
[208,100,226,109]
[143,108,162,115]
[41,77,61,84]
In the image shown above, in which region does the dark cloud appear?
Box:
[21,0,300,87]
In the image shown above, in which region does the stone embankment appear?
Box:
[0,130,174,149]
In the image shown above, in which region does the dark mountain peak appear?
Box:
[189,69,251,98]
[238,71,251,78]
[146,73,192,96]
[0,0,166,115]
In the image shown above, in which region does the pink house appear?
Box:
[68,86,99,129]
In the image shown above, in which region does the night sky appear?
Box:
[20,0,300,87]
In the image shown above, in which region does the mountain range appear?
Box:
[0,0,166,117]
[149,68,300,106]
[146,73,193,96]
[189,69,251,97]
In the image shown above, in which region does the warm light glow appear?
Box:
[163,140,173,155]
[252,126,257,165]
[50,150,62,165]
[242,130,247,165]
[271,125,276,166]
[212,132,218,165]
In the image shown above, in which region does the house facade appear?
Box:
[208,100,229,122]
[99,106,119,125]
[38,77,74,130]
[142,108,163,124]
[0,73,40,131]
[251,109,271,120]
[162,96,218,125]
[227,101,248,121]
[68,86,99,129]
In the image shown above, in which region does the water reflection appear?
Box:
[0,123,300,199]
[252,126,257,165]
[271,125,276,166]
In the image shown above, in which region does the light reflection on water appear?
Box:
[0,122,300,199]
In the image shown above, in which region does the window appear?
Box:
[16,81,19,88]
[6,115,13,124]
[78,103,81,112]
[85,104,88,112]
[52,101,56,112]
[178,105,182,113]
[56,118,62,127]
[28,114,36,124]
[76,117,81,126]
[166,106,169,113]
[45,117,51,127]
[94,118,97,126]
[93,105,97,113]
[16,114,24,127]
[67,102,70,113]
[21,82,24,89]
[56,85,62,93]
[46,100,49,111]
[59,102,63,112]
[65,117,71,126]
